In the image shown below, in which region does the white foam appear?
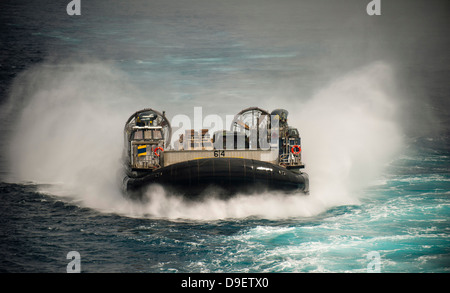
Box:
[5,60,404,220]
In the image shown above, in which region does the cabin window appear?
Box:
[132,129,163,141]
[153,129,162,139]
[144,130,152,140]
[133,130,143,140]
[213,131,249,150]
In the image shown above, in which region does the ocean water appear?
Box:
[0,0,449,273]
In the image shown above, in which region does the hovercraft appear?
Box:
[122,107,309,199]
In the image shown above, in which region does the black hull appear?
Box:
[122,157,309,200]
